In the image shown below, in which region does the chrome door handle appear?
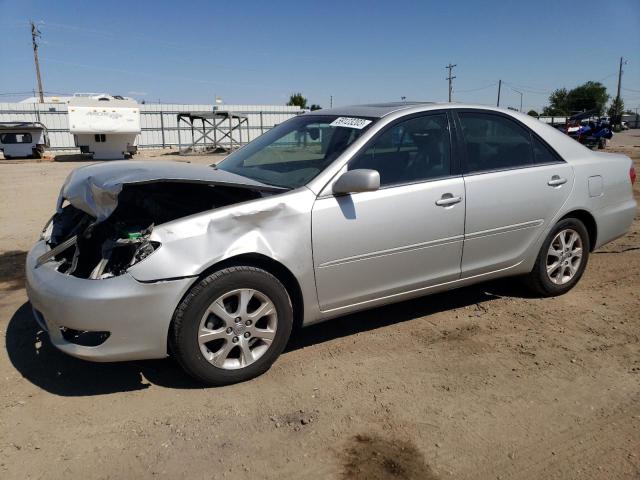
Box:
[548,175,567,187]
[435,194,462,207]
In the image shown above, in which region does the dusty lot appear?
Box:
[1,136,639,479]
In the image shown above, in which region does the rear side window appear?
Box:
[1,133,32,144]
[350,113,451,186]
[532,135,561,164]
[459,112,533,173]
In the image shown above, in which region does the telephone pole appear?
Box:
[445,63,456,102]
[496,79,502,107]
[614,56,627,127]
[511,87,523,112]
[30,21,44,103]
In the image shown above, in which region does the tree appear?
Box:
[309,104,322,111]
[542,82,609,116]
[527,109,539,117]
[287,93,308,109]
[545,88,569,115]
[608,97,624,124]
[566,81,609,115]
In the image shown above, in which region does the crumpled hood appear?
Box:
[58,160,284,222]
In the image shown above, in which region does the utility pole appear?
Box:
[614,56,627,127]
[496,79,502,107]
[30,20,44,103]
[330,95,333,108]
[511,88,523,112]
[445,63,456,102]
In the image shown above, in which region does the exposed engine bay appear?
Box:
[39,182,265,279]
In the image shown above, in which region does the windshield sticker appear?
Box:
[330,117,372,129]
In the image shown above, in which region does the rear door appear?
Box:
[454,110,575,277]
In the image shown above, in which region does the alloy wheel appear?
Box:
[546,229,583,285]
[198,288,277,370]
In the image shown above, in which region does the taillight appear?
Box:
[631,166,637,185]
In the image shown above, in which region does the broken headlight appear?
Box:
[87,228,161,279]
[37,217,161,279]
[40,215,54,241]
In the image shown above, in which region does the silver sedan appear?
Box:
[26,102,637,385]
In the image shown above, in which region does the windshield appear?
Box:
[216,114,375,188]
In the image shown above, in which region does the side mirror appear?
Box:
[307,127,320,140]
[333,169,380,195]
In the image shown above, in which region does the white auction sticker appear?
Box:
[330,117,372,129]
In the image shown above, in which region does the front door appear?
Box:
[312,112,466,312]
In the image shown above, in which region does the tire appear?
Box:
[525,218,590,297]
[170,266,293,385]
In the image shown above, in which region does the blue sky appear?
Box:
[1,0,639,111]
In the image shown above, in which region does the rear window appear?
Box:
[532,135,561,164]
[1,133,33,144]
[459,112,533,173]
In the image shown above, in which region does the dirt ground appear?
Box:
[0,134,639,480]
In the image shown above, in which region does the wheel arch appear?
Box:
[191,253,305,331]
[560,209,597,251]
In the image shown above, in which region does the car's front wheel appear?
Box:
[171,266,293,385]
[525,218,590,296]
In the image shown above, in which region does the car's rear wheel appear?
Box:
[171,266,293,385]
[525,218,590,296]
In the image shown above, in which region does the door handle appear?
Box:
[435,194,462,207]
[548,175,567,187]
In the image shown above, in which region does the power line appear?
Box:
[0,91,37,96]
[445,63,457,102]
[454,82,497,93]
[501,81,551,95]
[509,86,523,112]
[597,71,618,82]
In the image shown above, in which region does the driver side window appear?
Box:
[350,114,451,187]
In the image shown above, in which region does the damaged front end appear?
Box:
[36,161,284,279]
[38,203,159,279]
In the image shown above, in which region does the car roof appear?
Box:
[305,102,540,119]
[307,101,436,118]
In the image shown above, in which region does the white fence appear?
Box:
[0,103,303,150]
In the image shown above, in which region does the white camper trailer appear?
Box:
[68,94,140,160]
[0,122,49,159]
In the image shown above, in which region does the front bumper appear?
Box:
[25,240,195,362]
